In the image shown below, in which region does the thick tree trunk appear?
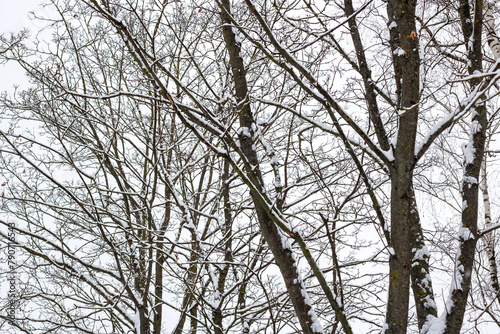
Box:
[442,0,486,332]
[219,2,322,333]
[385,0,420,331]
[387,173,414,333]
[443,105,485,334]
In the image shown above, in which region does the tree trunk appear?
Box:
[482,1,500,303]
[443,0,486,332]
[153,122,174,334]
[481,157,500,301]
[409,193,438,330]
[213,159,233,334]
[219,2,323,333]
[385,0,420,331]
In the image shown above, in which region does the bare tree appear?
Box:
[1,0,500,333]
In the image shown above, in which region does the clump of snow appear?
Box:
[412,246,430,267]
[279,231,292,250]
[412,245,430,261]
[471,120,481,134]
[300,287,312,305]
[462,176,478,189]
[450,263,464,292]
[420,273,432,289]
[296,277,324,333]
[381,148,394,162]
[423,295,437,310]
[462,141,476,165]
[458,227,474,241]
[421,315,446,334]
[415,110,457,157]
[212,290,221,309]
[309,313,324,333]
[304,291,323,333]
[238,126,252,139]
[394,47,406,56]
[232,26,242,45]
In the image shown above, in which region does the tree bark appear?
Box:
[219,2,323,333]
[482,1,500,303]
[443,1,486,331]
[409,192,438,330]
[481,157,500,301]
[213,159,233,334]
[384,0,421,331]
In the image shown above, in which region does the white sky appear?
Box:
[0,1,47,92]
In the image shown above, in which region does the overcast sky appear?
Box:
[0,1,48,92]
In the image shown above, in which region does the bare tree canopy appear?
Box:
[1,0,500,333]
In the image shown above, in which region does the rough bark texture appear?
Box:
[219,2,322,333]
[385,0,420,331]
[443,0,486,332]
[409,193,438,330]
[443,107,485,334]
[384,0,438,329]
